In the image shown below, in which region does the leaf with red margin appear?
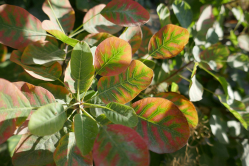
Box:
[83,4,122,34]
[84,32,113,47]
[0,4,46,50]
[0,43,7,62]
[148,24,189,59]
[53,132,93,166]
[97,60,153,104]
[42,20,79,47]
[137,26,153,57]
[10,50,62,81]
[156,92,198,129]
[132,97,190,153]
[101,0,150,27]
[95,36,132,76]
[64,60,76,93]
[93,124,149,166]
[0,79,31,144]
[120,27,142,54]
[46,36,59,47]
[42,0,75,33]
[21,40,66,66]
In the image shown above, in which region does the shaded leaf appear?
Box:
[46,35,59,47]
[132,97,190,153]
[137,26,153,57]
[148,24,189,59]
[84,32,113,47]
[95,114,112,126]
[7,135,22,157]
[101,0,150,27]
[157,3,171,28]
[93,124,149,166]
[97,60,153,104]
[140,59,156,69]
[0,43,7,62]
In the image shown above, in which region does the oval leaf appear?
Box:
[156,92,198,129]
[137,26,153,57]
[97,60,153,104]
[95,36,132,76]
[74,113,99,155]
[84,32,113,47]
[28,103,67,136]
[132,97,190,153]
[0,4,46,50]
[157,3,171,27]
[101,0,150,27]
[53,132,93,166]
[83,4,122,34]
[148,24,189,59]
[93,124,149,166]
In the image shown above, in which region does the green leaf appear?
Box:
[21,40,65,66]
[10,50,62,81]
[74,113,99,155]
[170,82,179,92]
[172,0,193,29]
[132,97,190,153]
[71,42,94,94]
[103,102,138,127]
[157,3,171,27]
[84,32,113,47]
[0,79,31,144]
[28,103,67,136]
[7,135,22,157]
[206,28,219,45]
[97,60,153,104]
[101,0,150,27]
[137,26,153,57]
[53,132,93,166]
[238,34,249,52]
[227,54,249,72]
[139,59,156,69]
[0,4,46,50]
[83,4,122,34]
[0,43,7,62]
[95,36,132,76]
[119,26,142,54]
[148,24,189,59]
[42,0,75,33]
[95,114,112,126]
[93,124,149,166]
[230,30,238,46]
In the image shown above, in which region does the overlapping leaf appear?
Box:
[119,27,142,54]
[148,24,189,59]
[21,40,65,66]
[42,0,75,33]
[0,43,7,62]
[0,4,46,50]
[94,36,132,76]
[101,0,150,27]
[157,3,171,27]
[84,32,113,47]
[137,26,153,57]
[0,79,32,144]
[93,124,149,166]
[132,97,190,153]
[53,132,93,166]
[64,61,76,93]
[10,50,62,81]
[97,60,153,104]
[83,4,122,34]
[156,92,198,129]
[227,54,249,72]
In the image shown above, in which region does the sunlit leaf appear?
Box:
[0,43,7,62]
[189,75,204,102]
[53,132,93,166]
[83,4,122,34]
[0,4,46,50]
[157,3,171,27]
[137,26,153,57]
[97,60,153,104]
[95,36,132,76]
[132,97,190,153]
[42,0,75,33]
[227,54,249,72]
[74,113,99,155]
[93,124,149,166]
[140,59,156,70]
[46,36,59,47]
[148,24,189,59]
[10,50,62,81]
[0,79,31,144]
[238,34,249,52]
[84,32,113,47]
[101,0,150,27]
[206,28,219,45]
[192,46,201,62]
[21,40,65,66]
[156,92,198,129]
[7,135,22,157]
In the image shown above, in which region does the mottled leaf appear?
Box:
[42,0,75,33]
[157,3,171,27]
[95,36,132,76]
[74,113,99,155]
[0,43,7,62]
[0,79,31,144]
[132,97,190,153]
[0,4,46,50]
[97,60,153,104]
[83,4,122,34]
[101,0,150,27]
[93,124,149,166]
[84,32,113,47]
[156,92,198,129]
[54,132,93,166]
[10,50,62,81]
[148,24,189,59]
[137,26,153,57]
[120,27,142,54]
